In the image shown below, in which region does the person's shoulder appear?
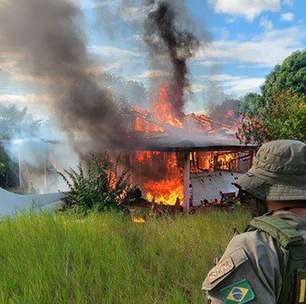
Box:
[202,230,271,288]
[226,229,277,257]
[202,230,282,303]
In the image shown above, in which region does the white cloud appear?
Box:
[260,17,274,30]
[73,0,116,10]
[197,60,225,67]
[191,83,209,93]
[88,46,143,76]
[133,71,241,86]
[281,12,295,22]
[79,0,147,25]
[89,46,140,58]
[192,74,265,96]
[224,78,265,96]
[198,74,241,82]
[88,62,122,74]
[195,26,306,67]
[209,0,280,21]
[0,46,134,84]
[134,70,171,80]
[283,0,293,6]
[0,94,51,104]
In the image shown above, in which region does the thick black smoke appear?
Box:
[0,0,139,155]
[144,0,199,118]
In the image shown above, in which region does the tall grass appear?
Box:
[0,209,250,304]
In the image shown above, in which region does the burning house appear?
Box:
[1,77,256,211]
[0,0,257,214]
[110,83,257,212]
[117,141,255,212]
[131,138,256,211]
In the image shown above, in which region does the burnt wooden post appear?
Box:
[183,151,191,213]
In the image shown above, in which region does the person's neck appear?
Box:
[289,208,306,219]
[267,201,306,219]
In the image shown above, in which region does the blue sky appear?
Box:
[0,0,305,115]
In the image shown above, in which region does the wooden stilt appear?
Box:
[183,151,191,213]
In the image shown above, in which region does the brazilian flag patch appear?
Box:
[220,279,255,303]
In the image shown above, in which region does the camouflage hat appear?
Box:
[236,140,306,201]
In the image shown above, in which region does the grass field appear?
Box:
[0,209,250,304]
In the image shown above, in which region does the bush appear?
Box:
[59,155,136,215]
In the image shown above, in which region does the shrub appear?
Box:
[59,154,136,215]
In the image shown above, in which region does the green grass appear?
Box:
[0,209,250,304]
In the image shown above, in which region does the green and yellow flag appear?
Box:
[220,279,255,303]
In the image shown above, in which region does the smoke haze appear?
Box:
[0,0,138,155]
[0,0,219,158]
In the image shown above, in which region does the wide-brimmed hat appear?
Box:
[235,140,306,201]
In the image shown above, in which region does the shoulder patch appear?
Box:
[208,257,235,284]
[202,248,249,291]
[220,279,255,303]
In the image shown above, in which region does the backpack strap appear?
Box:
[248,216,304,249]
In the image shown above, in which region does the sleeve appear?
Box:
[202,231,283,304]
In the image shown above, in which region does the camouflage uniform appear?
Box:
[202,140,306,304]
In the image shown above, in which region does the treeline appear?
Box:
[210,50,306,144]
[240,50,306,144]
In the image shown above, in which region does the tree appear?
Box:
[0,104,41,188]
[262,51,306,103]
[239,50,306,144]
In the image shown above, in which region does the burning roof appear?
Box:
[137,135,257,152]
[129,83,256,152]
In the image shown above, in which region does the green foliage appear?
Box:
[240,93,263,116]
[262,50,306,102]
[0,210,250,303]
[239,50,306,144]
[0,145,18,188]
[265,92,306,140]
[59,155,135,215]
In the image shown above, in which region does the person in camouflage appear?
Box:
[202,140,306,304]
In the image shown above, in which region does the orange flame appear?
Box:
[225,110,235,119]
[134,151,184,206]
[190,152,237,174]
[130,82,239,207]
[144,177,183,206]
[217,153,236,171]
[153,83,183,127]
[134,116,164,133]
[135,151,161,162]
[132,216,146,224]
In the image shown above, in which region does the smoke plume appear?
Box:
[144,0,199,118]
[0,0,138,155]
